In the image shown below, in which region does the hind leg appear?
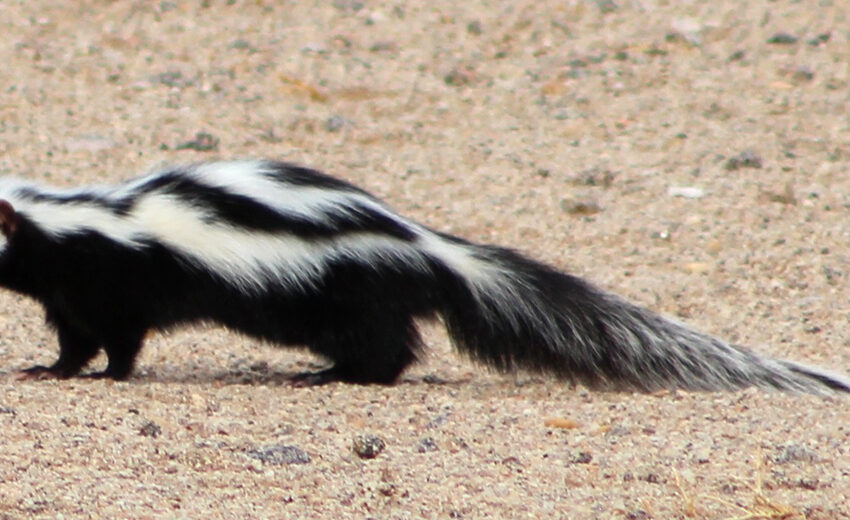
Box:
[290,348,418,386]
[294,315,422,386]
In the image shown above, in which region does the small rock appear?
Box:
[768,32,798,45]
[605,424,630,438]
[725,150,762,170]
[325,115,346,132]
[247,445,311,465]
[501,456,523,469]
[230,39,255,51]
[444,66,475,87]
[421,374,449,385]
[377,482,397,497]
[352,434,385,459]
[823,266,841,285]
[543,417,580,430]
[670,17,703,46]
[774,444,819,464]
[667,186,705,199]
[569,451,593,464]
[684,262,710,274]
[152,70,193,87]
[176,132,219,152]
[728,49,746,62]
[807,32,830,46]
[650,229,671,241]
[139,421,162,438]
[793,478,820,490]
[365,10,387,25]
[639,472,662,484]
[572,168,615,187]
[417,437,439,453]
[560,198,601,216]
[369,41,397,53]
[792,65,815,82]
[249,361,270,372]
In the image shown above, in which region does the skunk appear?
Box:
[0,160,847,394]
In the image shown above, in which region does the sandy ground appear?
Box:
[0,1,849,518]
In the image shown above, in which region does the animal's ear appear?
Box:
[0,200,17,237]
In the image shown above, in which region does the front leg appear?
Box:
[17,319,100,380]
[86,331,146,381]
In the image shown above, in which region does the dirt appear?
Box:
[0,1,848,518]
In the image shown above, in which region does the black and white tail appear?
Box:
[431,241,850,394]
[0,159,846,394]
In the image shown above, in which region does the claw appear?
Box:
[15,366,62,381]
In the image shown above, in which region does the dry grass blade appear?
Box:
[278,74,328,102]
[673,470,697,517]
[675,448,803,520]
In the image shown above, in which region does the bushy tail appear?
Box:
[434,241,850,395]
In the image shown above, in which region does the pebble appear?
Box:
[774,444,819,464]
[667,186,705,199]
[792,65,814,82]
[325,115,347,132]
[725,150,762,170]
[543,417,580,429]
[152,70,193,88]
[246,445,311,465]
[767,32,798,45]
[569,451,593,464]
[176,132,220,152]
[670,17,703,46]
[683,262,710,274]
[138,421,162,438]
[560,198,601,215]
[417,437,439,453]
[352,434,386,459]
[807,32,831,46]
[444,66,475,87]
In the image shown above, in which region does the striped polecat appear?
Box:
[0,160,846,394]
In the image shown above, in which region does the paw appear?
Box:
[15,365,62,381]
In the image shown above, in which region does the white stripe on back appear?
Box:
[0,161,491,294]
